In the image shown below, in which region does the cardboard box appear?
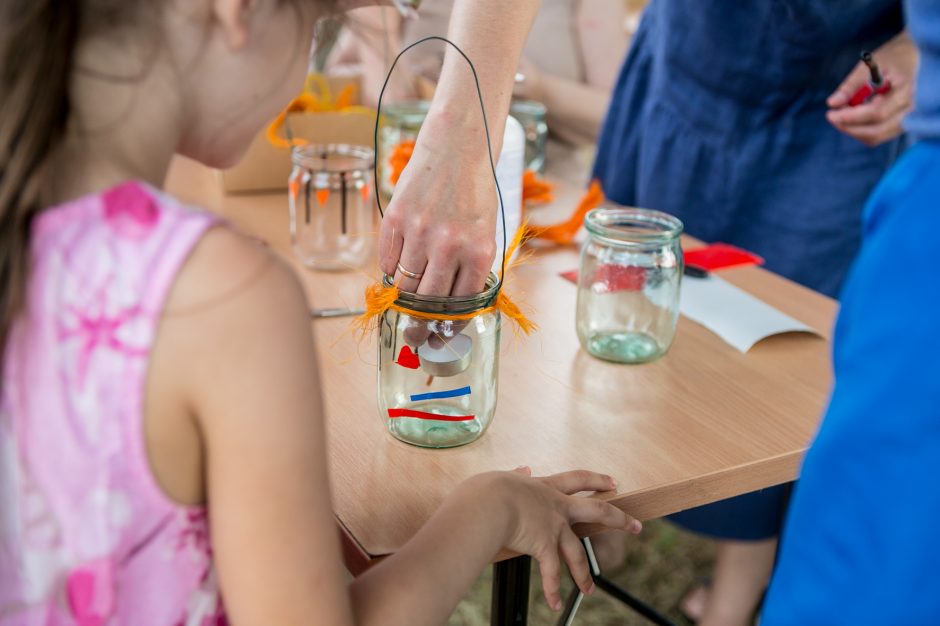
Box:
[220,75,376,194]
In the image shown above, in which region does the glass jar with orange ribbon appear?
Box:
[357,35,537,448]
[375,273,501,448]
[288,144,375,270]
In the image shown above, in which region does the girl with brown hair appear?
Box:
[0,1,639,624]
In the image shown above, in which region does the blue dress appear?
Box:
[593,0,905,540]
[764,0,940,620]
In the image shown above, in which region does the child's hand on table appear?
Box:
[459,466,641,611]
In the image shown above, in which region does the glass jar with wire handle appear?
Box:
[356,35,539,448]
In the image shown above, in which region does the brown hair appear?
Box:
[0,1,335,383]
[0,1,82,376]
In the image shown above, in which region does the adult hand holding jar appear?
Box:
[378,0,540,297]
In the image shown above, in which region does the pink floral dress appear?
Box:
[0,182,226,626]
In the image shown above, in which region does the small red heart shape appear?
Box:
[396,345,420,369]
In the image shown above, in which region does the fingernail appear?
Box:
[552,599,562,611]
[606,476,618,489]
[631,520,643,534]
[587,583,596,596]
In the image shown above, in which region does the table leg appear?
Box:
[593,575,678,626]
[491,555,531,626]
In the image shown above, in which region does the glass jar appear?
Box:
[510,100,548,174]
[576,207,684,363]
[378,274,501,448]
[377,100,430,197]
[288,143,375,270]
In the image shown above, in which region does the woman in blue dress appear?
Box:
[592,2,915,623]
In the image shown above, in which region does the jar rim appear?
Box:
[383,272,500,315]
[584,207,683,245]
[291,143,374,172]
[382,100,431,119]
[510,100,547,118]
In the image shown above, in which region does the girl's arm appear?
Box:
[579,0,635,91]
[151,228,638,626]
[514,58,613,146]
[514,0,630,146]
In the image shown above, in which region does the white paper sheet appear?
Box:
[680,275,819,352]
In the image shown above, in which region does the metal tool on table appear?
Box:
[310,307,365,319]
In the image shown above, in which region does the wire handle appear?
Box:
[372,35,508,297]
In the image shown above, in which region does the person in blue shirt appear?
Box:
[762,0,940,622]
[591,1,916,623]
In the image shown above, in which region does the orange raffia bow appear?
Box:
[354,226,537,337]
[525,180,604,245]
[522,170,554,205]
[266,74,372,149]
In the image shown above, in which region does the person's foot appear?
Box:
[679,580,710,623]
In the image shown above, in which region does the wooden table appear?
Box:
[167,158,836,624]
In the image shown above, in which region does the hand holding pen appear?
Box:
[826,32,918,147]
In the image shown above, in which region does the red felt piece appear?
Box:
[559,265,644,291]
[387,408,475,422]
[594,264,645,291]
[396,345,421,369]
[560,269,579,284]
[684,243,764,271]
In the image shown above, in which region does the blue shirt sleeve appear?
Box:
[761,142,940,625]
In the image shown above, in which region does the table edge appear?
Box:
[339,446,807,570]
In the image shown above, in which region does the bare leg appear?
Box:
[697,538,777,626]
[587,529,628,573]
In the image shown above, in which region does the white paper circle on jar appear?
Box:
[418,333,472,377]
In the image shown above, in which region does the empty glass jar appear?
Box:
[576,207,684,363]
[288,143,375,270]
[378,274,501,448]
[510,100,548,174]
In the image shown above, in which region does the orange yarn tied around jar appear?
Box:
[354,227,537,337]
